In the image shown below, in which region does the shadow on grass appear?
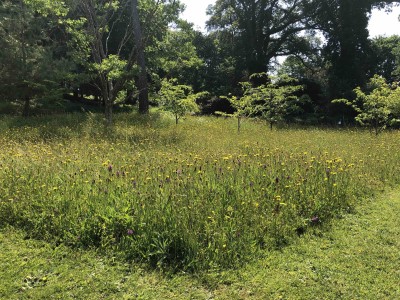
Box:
[0,107,177,145]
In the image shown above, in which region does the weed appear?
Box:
[1,113,400,271]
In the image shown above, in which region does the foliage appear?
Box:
[315,0,372,99]
[277,35,329,100]
[392,38,400,80]
[206,0,317,75]
[64,0,185,122]
[2,114,400,272]
[150,21,204,88]
[314,1,398,101]
[251,74,307,129]
[95,55,128,81]
[220,74,307,131]
[0,0,398,122]
[157,79,202,124]
[218,81,256,132]
[333,75,400,134]
[369,35,400,81]
[65,0,135,124]
[0,0,72,116]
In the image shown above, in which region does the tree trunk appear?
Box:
[20,0,29,117]
[101,79,113,126]
[132,0,149,114]
[22,97,30,117]
[105,100,113,126]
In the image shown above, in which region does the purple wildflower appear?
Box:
[311,216,320,224]
[326,168,331,178]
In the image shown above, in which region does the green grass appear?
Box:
[1,187,399,299]
[205,188,400,299]
[0,226,211,299]
[1,112,400,272]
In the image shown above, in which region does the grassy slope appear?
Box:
[1,188,399,299]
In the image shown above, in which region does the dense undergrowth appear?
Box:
[1,112,400,271]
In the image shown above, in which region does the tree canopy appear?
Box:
[333,75,400,134]
[206,0,317,75]
[0,0,399,128]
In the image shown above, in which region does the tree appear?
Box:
[392,39,400,80]
[157,78,203,124]
[66,0,137,124]
[314,0,398,100]
[206,0,317,75]
[333,75,400,135]
[219,73,306,131]
[219,81,256,132]
[150,21,204,90]
[315,0,370,100]
[252,74,306,129]
[192,30,242,98]
[66,0,183,124]
[368,35,400,81]
[0,0,70,116]
[132,0,148,114]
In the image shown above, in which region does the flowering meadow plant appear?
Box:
[1,113,400,271]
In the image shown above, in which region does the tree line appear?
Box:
[1,0,400,127]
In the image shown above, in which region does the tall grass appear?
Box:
[1,113,400,271]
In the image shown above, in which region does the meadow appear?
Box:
[1,112,400,272]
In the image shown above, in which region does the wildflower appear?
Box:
[127,229,135,235]
[311,216,320,224]
[326,168,331,178]
[108,164,113,172]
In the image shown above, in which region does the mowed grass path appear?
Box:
[1,187,399,299]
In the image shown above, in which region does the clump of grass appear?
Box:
[1,113,400,271]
